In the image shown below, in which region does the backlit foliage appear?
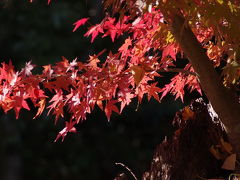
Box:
[1,0,240,140]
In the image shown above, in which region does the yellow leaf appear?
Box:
[216,0,223,5]
[222,61,240,86]
[228,1,237,13]
[166,31,174,43]
[130,65,145,86]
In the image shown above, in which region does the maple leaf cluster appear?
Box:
[1,3,201,141]
[4,0,240,141]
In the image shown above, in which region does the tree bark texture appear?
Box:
[142,99,233,180]
[169,14,240,154]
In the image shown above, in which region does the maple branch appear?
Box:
[157,67,198,77]
[168,13,240,153]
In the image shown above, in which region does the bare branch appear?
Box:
[115,162,138,180]
[157,67,198,76]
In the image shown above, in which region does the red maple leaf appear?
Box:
[160,74,185,102]
[102,17,117,42]
[84,24,104,43]
[42,64,53,77]
[51,76,72,91]
[47,89,64,123]
[147,82,161,102]
[12,92,30,119]
[54,120,77,142]
[102,17,130,42]
[118,91,134,112]
[119,38,132,52]
[104,100,119,121]
[161,43,177,61]
[73,18,89,32]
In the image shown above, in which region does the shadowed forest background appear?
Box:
[0,1,198,179]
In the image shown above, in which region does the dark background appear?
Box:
[0,1,193,180]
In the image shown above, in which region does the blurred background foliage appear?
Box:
[0,1,194,179]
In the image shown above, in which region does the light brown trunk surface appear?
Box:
[169,14,240,154]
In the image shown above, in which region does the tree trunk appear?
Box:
[142,99,233,180]
[167,13,240,154]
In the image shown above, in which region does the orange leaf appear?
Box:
[130,65,145,86]
[33,98,46,119]
[182,107,195,121]
[119,38,132,52]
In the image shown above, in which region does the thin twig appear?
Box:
[157,67,198,76]
[115,162,138,180]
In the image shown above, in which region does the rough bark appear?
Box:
[169,14,240,154]
[142,99,233,180]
